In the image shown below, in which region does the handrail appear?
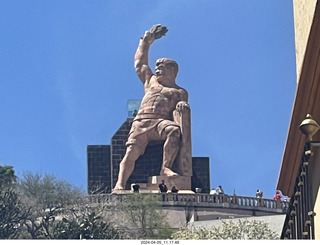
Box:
[280,141,318,239]
[87,193,288,213]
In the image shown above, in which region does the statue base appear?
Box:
[111,175,193,194]
[111,189,132,194]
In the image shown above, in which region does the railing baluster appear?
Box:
[280,141,316,239]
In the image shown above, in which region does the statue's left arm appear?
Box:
[173,88,192,177]
[176,89,189,113]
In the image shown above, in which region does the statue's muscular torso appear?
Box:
[135,76,187,120]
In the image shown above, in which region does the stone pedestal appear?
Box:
[147,175,191,191]
[111,189,132,194]
[112,175,193,194]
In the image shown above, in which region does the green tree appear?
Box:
[118,193,172,239]
[0,165,16,187]
[0,189,30,239]
[0,167,122,239]
[18,172,84,209]
[16,171,121,239]
[0,165,30,239]
[51,211,120,239]
[172,219,279,240]
[16,172,84,238]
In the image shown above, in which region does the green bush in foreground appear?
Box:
[172,219,279,240]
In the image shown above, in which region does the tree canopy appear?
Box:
[0,165,16,188]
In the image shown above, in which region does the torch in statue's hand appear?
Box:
[141,24,168,44]
[149,24,168,39]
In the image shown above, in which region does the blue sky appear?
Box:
[0,0,296,198]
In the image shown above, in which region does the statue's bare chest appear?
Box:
[147,84,181,100]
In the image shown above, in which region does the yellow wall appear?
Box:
[315,185,320,239]
[293,0,317,83]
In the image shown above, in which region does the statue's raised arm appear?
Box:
[134,24,168,84]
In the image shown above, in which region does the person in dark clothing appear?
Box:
[158,180,168,193]
[171,186,179,201]
[132,183,140,193]
[171,186,178,193]
[158,180,168,201]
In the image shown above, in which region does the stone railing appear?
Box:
[161,193,288,212]
[88,193,288,213]
[280,141,319,239]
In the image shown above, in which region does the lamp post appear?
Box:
[299,114,320,141]
[298,114,319,239]
[282,114,320,239]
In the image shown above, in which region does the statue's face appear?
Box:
[155,60,169,77]
[155,58,175,80]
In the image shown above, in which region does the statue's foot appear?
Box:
[112,185,124,192]
[162,167,179,178]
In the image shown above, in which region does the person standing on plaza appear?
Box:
[216,185,224,195]
[256,189,263,198]
[273,190,282,209]
[273,190,281,200]
[171,185,179,201]
[158,179,168,193]
[256,189,263,206]
[159,179,168,201]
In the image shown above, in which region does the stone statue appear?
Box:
[113,24,192,191]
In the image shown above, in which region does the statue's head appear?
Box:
[155,58,178,78]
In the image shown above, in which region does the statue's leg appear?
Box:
[113,145,142,190]
[161,125,180,177]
